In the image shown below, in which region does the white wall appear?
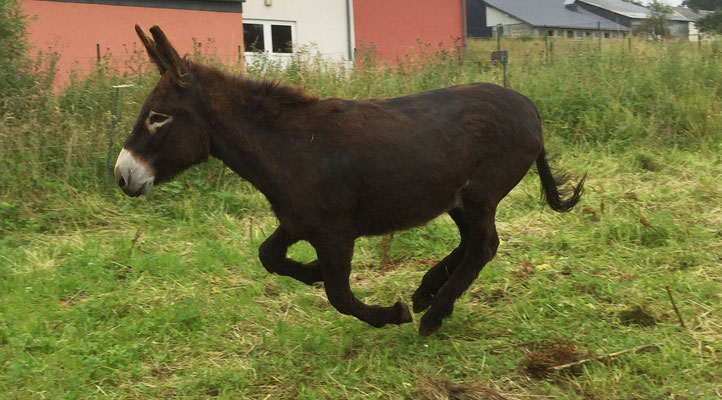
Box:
[486,6,524,26]
[243,0,353,65]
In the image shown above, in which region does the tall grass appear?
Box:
[1,38,721,399]
[2,39,720,201]
[1,37,720,233]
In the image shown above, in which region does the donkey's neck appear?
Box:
[196,66,318,210]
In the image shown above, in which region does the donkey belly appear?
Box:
[355,162,473,236]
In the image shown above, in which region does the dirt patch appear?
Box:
[472,288,507,305]
[57,290,91,307]
[415,377,509,400]
[519,339,586,379]
[619,306,656,327]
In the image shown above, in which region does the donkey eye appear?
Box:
[149,112,169,125]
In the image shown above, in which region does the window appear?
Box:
[547,29,554,37]
[243,21,295,54]
[244,23,265,51]
[567,30,574,38]
[604,32,610,39]
[271,25,292,53]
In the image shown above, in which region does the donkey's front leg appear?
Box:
[314,237,412,328]
[258,226,323,285]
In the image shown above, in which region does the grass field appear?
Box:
[1,38,721,399]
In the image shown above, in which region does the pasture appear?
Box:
[1,38,721,399]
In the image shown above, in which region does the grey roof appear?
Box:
[672,6,712,21]
[578,0,690,21]
[484,0,629,30]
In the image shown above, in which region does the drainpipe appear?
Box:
[346,0,354,63]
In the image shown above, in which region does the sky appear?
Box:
[656,0,684,6]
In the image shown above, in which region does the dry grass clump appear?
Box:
[415,376,510,400]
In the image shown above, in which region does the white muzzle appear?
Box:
[114,148,155,197]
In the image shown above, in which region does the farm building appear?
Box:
[21,0,466,81]
[672,6,713,41]
[22,0,701,84]
[244,0,464,64]
[467,0,692,39]
[352,0,463,62]
[21,0,245,83]
[241,0,352,66]
[467,0,628,39]
[574,0,690,37]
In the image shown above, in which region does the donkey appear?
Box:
[115,25,585,336]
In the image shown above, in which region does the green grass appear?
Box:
[1,38,721,399]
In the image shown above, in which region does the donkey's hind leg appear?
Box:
[419,200,499,336]
[314,237,412,328]
[411,208,468,313]
[258,226,323,285]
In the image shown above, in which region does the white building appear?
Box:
[242,0,354,66]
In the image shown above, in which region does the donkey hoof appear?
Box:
[412,295,433,314]
[418,319,442,336]
[394,301,413,324]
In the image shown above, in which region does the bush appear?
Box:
[0,0,55,115]
[0,0,31,100]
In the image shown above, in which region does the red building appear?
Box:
[21,0,466,84]
[353,0,465,62]
[22,0,244,84]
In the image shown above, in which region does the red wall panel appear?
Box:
[353,0,463,62]
[22,1,243,86]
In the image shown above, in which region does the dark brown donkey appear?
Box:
[116,25,585,336]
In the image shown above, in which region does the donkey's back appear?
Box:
[300,83,545,237]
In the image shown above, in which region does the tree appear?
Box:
[681,0,722,11]
[632,0,673,39]
[621,0,646,6]
[696,9,722,33]
[0,0,32,97]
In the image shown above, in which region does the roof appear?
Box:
[578,0,690,21]
[672,6,712,21]
[484,0,629,30]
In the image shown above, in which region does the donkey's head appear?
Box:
[115,25,211,197]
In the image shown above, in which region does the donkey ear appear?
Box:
[135,24,166,75]
[149,25,188,87]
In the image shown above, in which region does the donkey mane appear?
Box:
[191,63,318,117]
[243,78,319,108]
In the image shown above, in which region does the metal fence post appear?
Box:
[105,84,135,187]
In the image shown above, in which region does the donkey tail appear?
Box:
[536,148,586,213]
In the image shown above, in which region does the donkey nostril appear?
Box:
[118,176,126,188]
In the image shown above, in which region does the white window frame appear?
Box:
[243,19,296,56]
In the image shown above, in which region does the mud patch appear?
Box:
[519,339,586,379]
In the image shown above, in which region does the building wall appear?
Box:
[22,0,243,85]
[486,6,524,26]
[668,20,689,37]
[688,22,706,41]
[538,28,626,39]
[242,0,352,63]
[353,0,463,62]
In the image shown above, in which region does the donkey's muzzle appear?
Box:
[114,148,154,197]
